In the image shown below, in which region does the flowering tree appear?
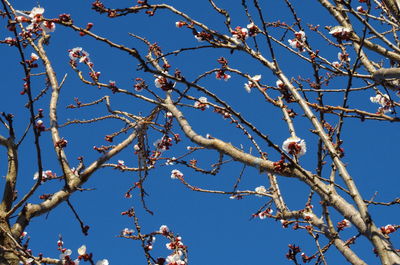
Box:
[0,0,399,264]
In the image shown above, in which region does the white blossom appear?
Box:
[329,26,351,37]
[154,76,165,88]
[28,7,45,22]
[171,169,183,179]
[33,170,53,180]
[343,219,351,228]
[77,245,86,256]
[247,22,256,29]
[255,185,267,197]
[295,30,306,41]
[288,39,298,49]
[239,27,249,38]
[282,136,307,157]
[30,52,39,61]
[232,27,249,43]
[15,7,56,33]
[244,75,262,93]
[96,259,109,265]
[247,22,259,36]
[41,21,56,33]
[166,253,185,265]
[175,21,185,28]
[194,96,209,109]
[215,72,231,81]
[338,52,351,62]
[288,31,306,51]
[276,80,285,89]
[59,249,72,260]
[122,228,134,236]
[198,96,207,103]
[329,25,352,41]
[159,225,169,234]
[69,47,90,63]
[166,157,176,166]
[370,93,390,106]
[303,212,313,220]
[370,93,392,113]
[194,34,205,42]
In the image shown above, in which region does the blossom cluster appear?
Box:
[134,77,147,92]
[15,7,56,34]
[337,52,350,63]
[380,224,397,235]
[33,170,57,182]
[165,236,186,265]
[121,228,134,236]
[244,75,261,93]
[56,239,109,265]
[69,47,91,65]
[258,208,273,219]
[155,75,174,90]
[154,136,173,152]
[194,96,209,110]
[231,23,259,43]
[215,69,231,81]
[165,251,186,265]
[370,93,393,114]
[165,157,177,166]
[151,225,187,265]
[329,26,351,40]
[288,31,306,52]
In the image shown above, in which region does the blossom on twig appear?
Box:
[370,93,393,114]
[244,75,261,93]
[288,31,306,52]
[194,96,209,110]
[282,136,307,157]
[16,6,56,33]
[329,26,352,40]
[171,169,184,179]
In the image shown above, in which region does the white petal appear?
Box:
[96,259,109,265]
[30,7,45,18]
[77,245,86,256]
[252,74,262,81]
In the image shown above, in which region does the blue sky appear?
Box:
[0,0,399,264]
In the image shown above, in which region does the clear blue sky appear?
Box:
[0,0,399,264]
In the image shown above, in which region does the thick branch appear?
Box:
[0,136,17,214]
[34,37,75,185]
[372,67,400,81]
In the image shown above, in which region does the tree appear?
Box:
[0,0,399,264]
